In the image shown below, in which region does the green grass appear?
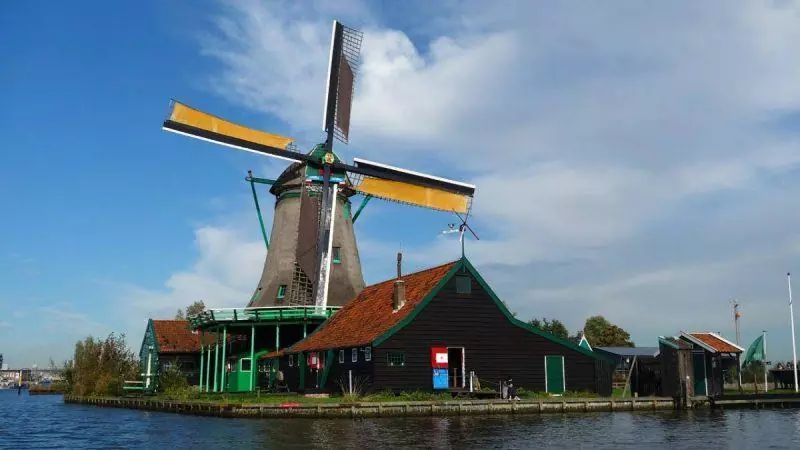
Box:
[138,387,607,405]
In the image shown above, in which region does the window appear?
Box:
[365,347,372,362]
[386,352,405,367]
[352,348,358,363]
[339,349,344,364]
[277,285,287,300]
[289,355,294,367]
[240,358,252,372]
[333,247,341,264]
[455,275,472,294]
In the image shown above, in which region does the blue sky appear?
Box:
[3,0,800,367]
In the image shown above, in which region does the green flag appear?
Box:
[742,335,765,365]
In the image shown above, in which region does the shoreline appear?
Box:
[63,394,687,419]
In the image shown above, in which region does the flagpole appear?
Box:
[763,330,768,393]
[788,272,799,393]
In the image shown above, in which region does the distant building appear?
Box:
[1,364,7,371]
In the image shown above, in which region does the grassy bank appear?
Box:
[145,388,608,405]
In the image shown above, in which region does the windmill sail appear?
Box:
[163,100,303,163]
[322,21,363,144]
[348,158,475,214]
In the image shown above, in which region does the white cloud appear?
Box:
[118,225,266,320]
[160,0,800,359]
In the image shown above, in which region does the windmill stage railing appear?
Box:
[188,305,341,329]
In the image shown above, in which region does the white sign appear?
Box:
[435,353,448,364]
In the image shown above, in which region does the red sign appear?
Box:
[431,346,448,369]
[307,352,324,370]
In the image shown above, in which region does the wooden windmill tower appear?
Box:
[162,21,476,311]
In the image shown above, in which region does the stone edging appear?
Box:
[63,395,683,419]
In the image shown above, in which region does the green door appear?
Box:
[692,353,707,396]
[545,355,565,394]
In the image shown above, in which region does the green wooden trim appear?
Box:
[248,176,277,185]
[249,176,270,249]
[199,331,205,392]
[298,352,306,390]
[213,332,220,392]
[250,324,256,391]
[371,258,612,362]
[221,326,228,392]
[352,194,372,223]
[319,349,334,388]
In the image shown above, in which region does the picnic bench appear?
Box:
[122,380,150,397]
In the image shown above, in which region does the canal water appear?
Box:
[2,391,800,449]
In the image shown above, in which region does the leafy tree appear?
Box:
[583,315,634,347]
[70,333,139,396]
[174,300,206,320]
[528,317,569,340]
[185,300,206,317]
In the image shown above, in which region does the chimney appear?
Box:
[393,251,405,311]
[397,251,402,278]
[393,279,406,311]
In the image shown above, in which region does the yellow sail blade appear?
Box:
[166,101,295,150]
[355,176,471,213]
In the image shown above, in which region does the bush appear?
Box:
[67,333,139,396]
[158,364,195,400]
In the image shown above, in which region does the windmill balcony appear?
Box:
[188,306,341,330]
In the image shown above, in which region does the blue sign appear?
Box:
[432,368,448,390]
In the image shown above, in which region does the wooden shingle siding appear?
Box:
[373,273,610,394]
[323,347,374,393]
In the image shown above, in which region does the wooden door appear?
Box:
[545,355,565,394]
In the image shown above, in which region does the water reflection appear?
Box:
[3,391,800,449]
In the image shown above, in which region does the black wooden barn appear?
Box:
[267,257,614,396]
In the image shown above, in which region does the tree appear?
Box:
[174,300,206,320]
[582,315,634,347]
[70,333,139,396]
[528,317,569,340]
[185,300,206,317]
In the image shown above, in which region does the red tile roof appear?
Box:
[152,320,216,353]
[686,332,744,353]
[288,261,458,353]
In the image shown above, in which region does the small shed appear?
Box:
[658,336,694,399]
[678,331,744,398]
[277,257,615,396]
[139,319,217,389]
[593,347,661,396]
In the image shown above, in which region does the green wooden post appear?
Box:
[199,333,205,392]
[221,326,228,392]
[275,324,280,350]
[205,343,212,393]
[303,323,307,338]
[250,324,256,392]
[213,330,220,393]
[299,352,305,390]
[352,194,372,223]
[248,171,269,249]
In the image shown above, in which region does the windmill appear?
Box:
[162,20,476,312]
